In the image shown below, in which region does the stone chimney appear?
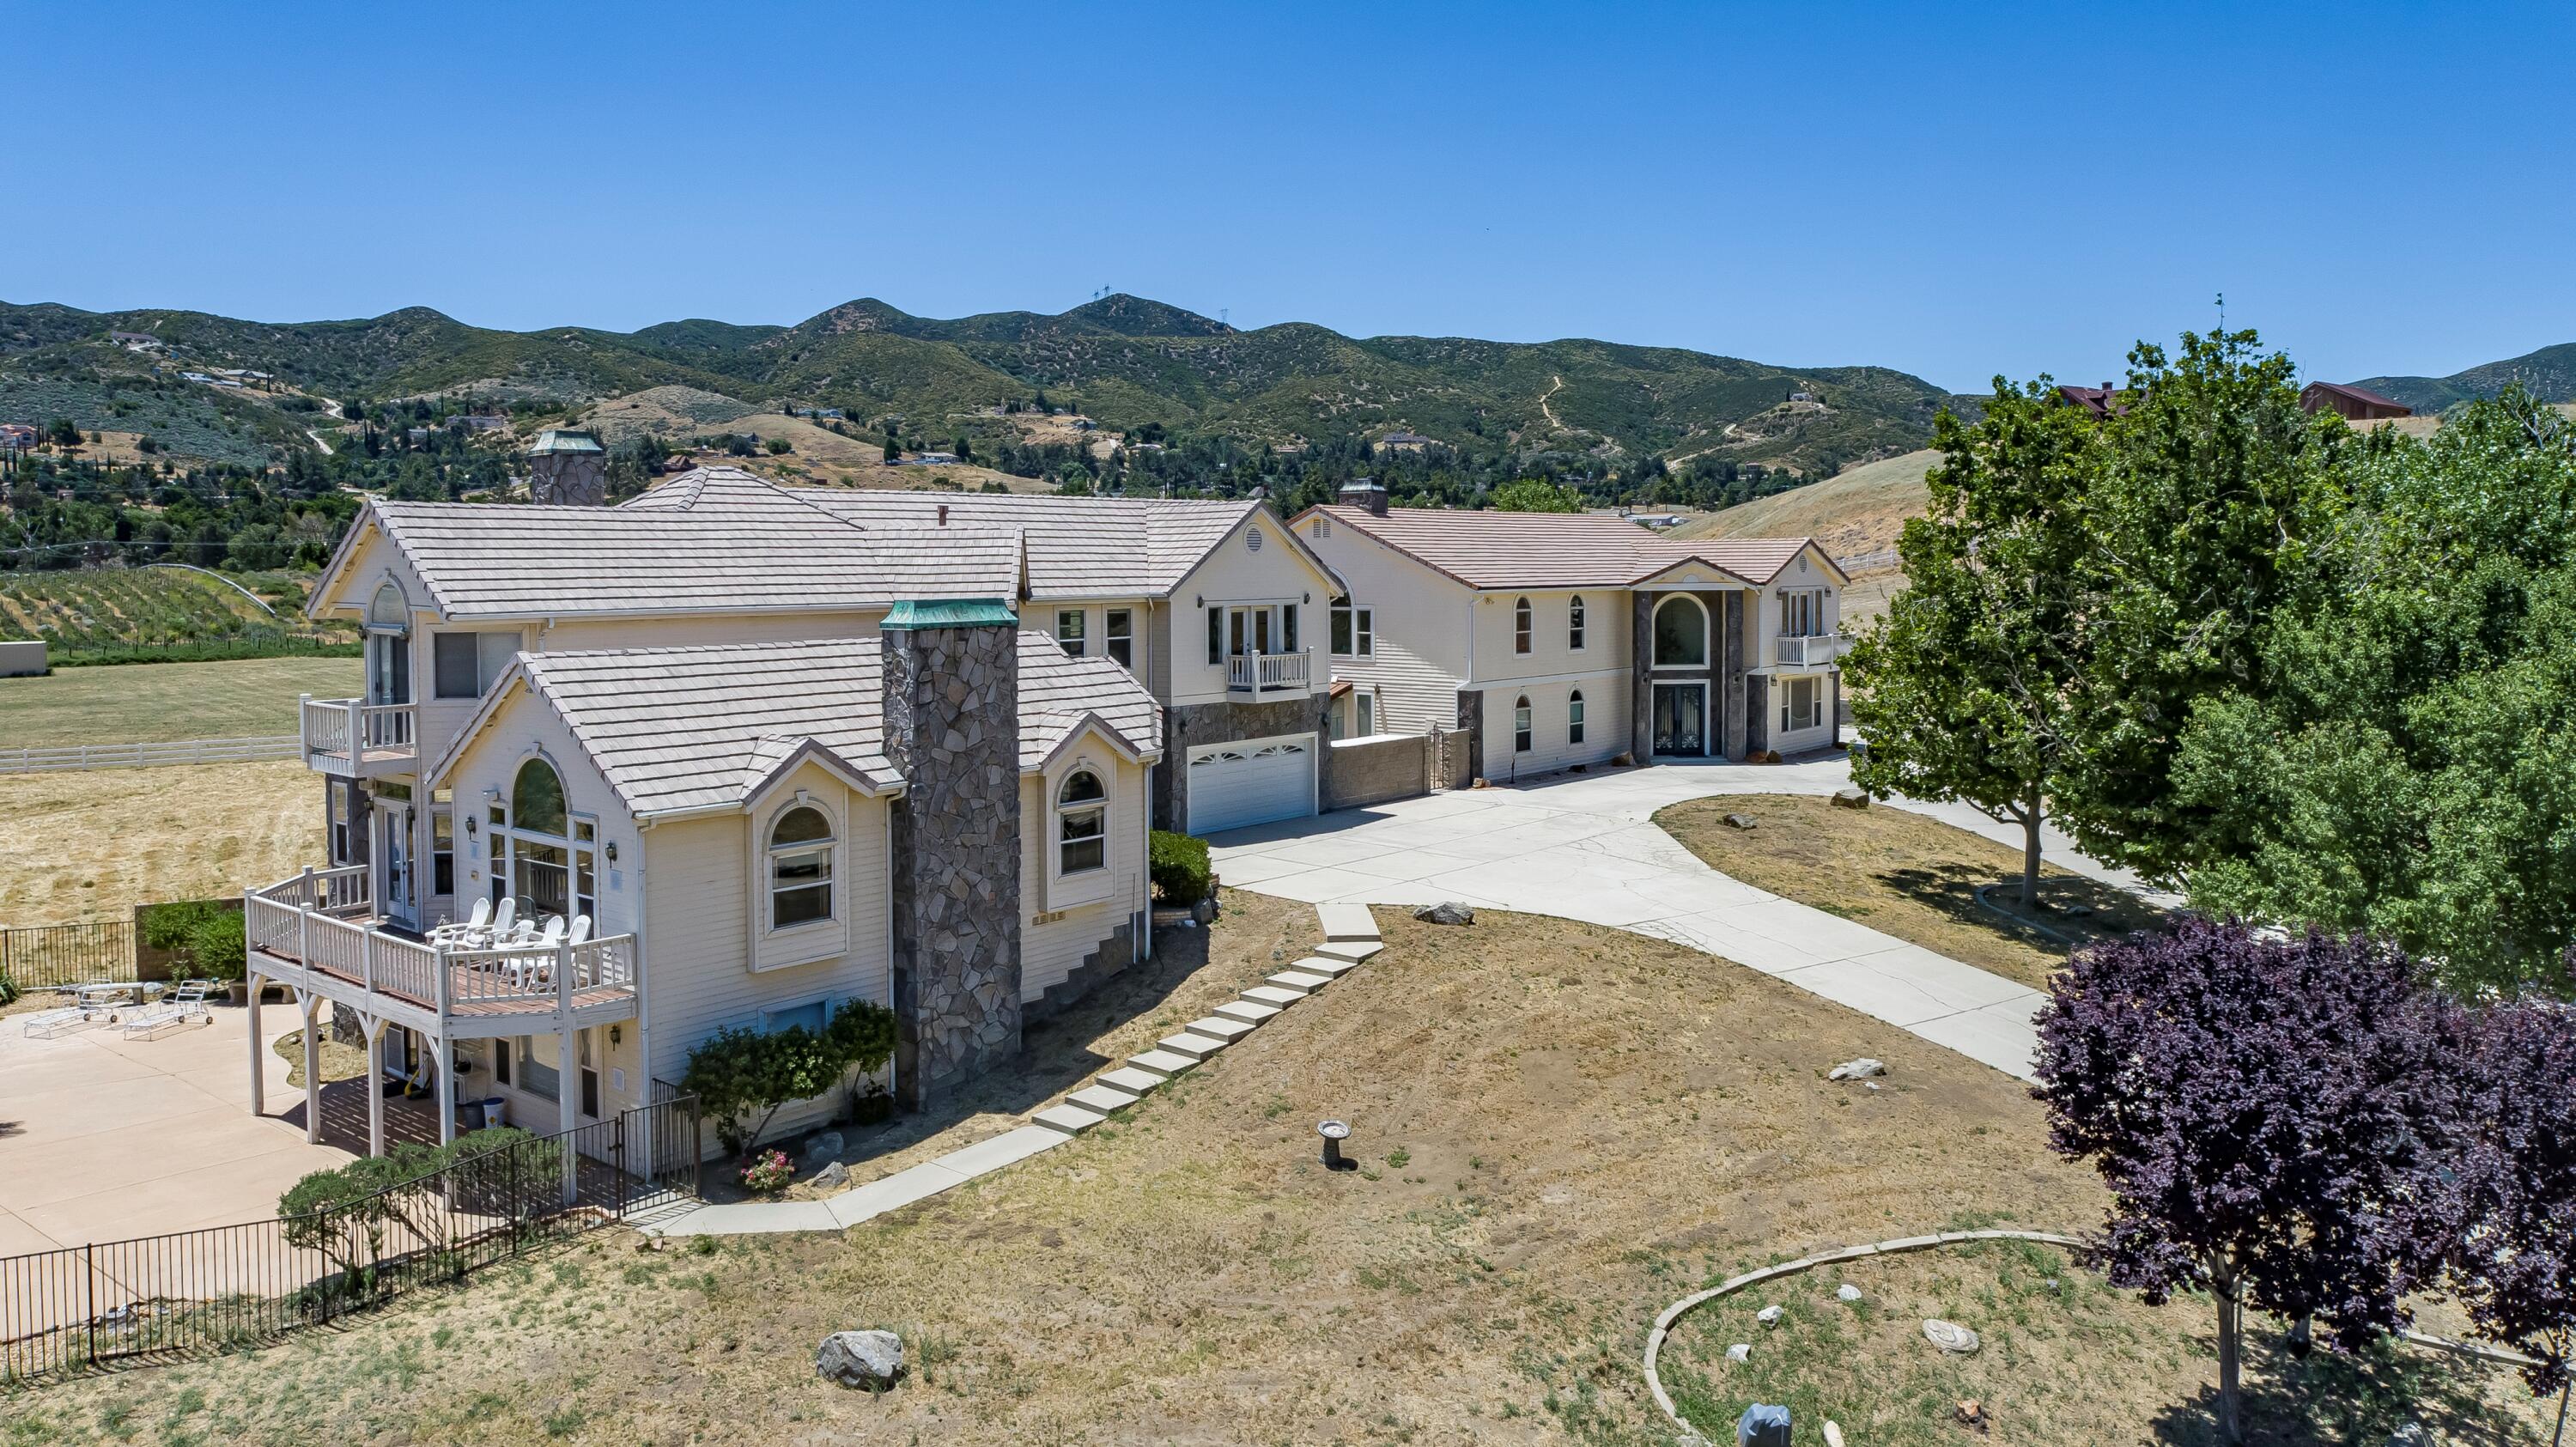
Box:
[1339,477,1388,517]
[879,599,1024,1110]
[527,429,606,505]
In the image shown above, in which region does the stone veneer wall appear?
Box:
[882,622,1024,1110]
[1454,689,1485,782]
[1156,693,1334,831]
[1322,733,1431,812]
[1745,674,1771,757]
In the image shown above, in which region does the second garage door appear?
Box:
[1186,733,1317,835]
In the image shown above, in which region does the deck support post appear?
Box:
[246,968,266,1116]
[363,1014,391,1158]
[556,943,577,1207]
[432,1036,455,1148]
[300,991,323,1145]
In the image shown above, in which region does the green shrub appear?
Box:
[0,970,17,1006]
[141,900,246,981]
[1149,830,1212,903]
[683,999,897,1157]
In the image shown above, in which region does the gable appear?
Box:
[1173,506,1343,604]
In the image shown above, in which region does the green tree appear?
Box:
[1845,381,2100,906]
[2051,330,2344,883]
[2172,392,2576,992]
[1488,478,1581,513]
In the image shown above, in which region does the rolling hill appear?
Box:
[2354,342,2576,413]
[1668,447,1937,562]
[0,295,1956,477]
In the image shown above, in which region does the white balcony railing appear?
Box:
[300,696,417,776]
[1773,634,1849,668]
[245,866,637,1031]
[1225,651,1311,694]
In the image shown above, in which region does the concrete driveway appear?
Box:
[1208,757,2068,1080]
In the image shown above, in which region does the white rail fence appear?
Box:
[0,735,301,775]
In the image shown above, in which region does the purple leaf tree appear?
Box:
[2425,994,2576,1441]
[2032,918,2442,1444]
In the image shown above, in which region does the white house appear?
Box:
[1291,482,1848,782]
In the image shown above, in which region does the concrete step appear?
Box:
[1158,1031,1231,1061]
[1034,1103,1109,1134]
[1188,1016,1257,1042]
[1313,939,1383,964]
[1213,999,1284,1025]
[1097,1066,1169,1095]
[1316,902,1382,942]
[1238,985,1306,1009]
[1295,955,1364,978]
[1066,1083,1140,1114]
[1127,1049,1200,1077]
[1267,970,1333,994]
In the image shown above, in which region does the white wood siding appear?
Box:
[1467,587,1633,687]
[1020,746,1151,1001]
[1482,675,1631,781]
[1291,514,1472,736]
[1169,513,1337,706]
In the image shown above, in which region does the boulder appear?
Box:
[811,1161,851,1190]
[1723,813,1758,830]
[1829,787,1870,810]
[1724,1343,1752,1364]
[1413,902,1476,926]
[803,1131,845,1164]
[1923,1318,1981,1354]
[1735,1403,1790,1446]
[817,1329,906,1390]
[1836,1284,1862,1304]
[1755,1304,1783,1326]
[1827,1058,1886,1082]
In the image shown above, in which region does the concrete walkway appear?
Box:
[1207,757,2072,1081]
[646,907,1388,1237]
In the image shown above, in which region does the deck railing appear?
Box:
[1225,650,1310,693]
[244,869,635,1026]
[1773,634,1849,668]
[298,696,416,775]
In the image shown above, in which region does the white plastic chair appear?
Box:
[566,915,592,945]
[489,897,519,936]
[429,897,492,945]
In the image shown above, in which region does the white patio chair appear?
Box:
[566,915,592,945]
[489,897,519,937]
[120,981,215,1039]
[428,897,493,945]
[20,1004,97,1038]
[537,916,567,948]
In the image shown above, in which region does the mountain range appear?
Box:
[2354,342,2576,413]
[0,295,1959,477]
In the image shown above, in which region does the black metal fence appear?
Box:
[0,1094,701,1384]
[0,921,136,991]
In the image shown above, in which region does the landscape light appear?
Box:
[1318,1119,1356,1171]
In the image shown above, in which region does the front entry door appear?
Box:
[1651,683,1707,757]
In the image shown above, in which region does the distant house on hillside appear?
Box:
[1786,392,1815,404]
[2300,380,2412,422]
[0,423,39,452]
[453,413,510,433]
[1379,431,1434,450]
[110,331,161,350]
[179,371,214,384]
[2053,382,2135,420]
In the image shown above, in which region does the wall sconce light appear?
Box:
[604,841,618,863]
[610,1024,622,1047]
[465,816,477,835]
[1303,592,1310,605]
[1194,594,1204,609]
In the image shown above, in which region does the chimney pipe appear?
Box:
[937,503,949,526]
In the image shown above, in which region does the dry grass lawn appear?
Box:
[5,891,2544,1444]
[0,656,360,747]
[0,759,319,922]
[1668,447,1935,559]
[1656,793,2166,992]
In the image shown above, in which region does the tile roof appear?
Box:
[791,489,1311,599]
[355,468,1021,619]
[489,632,1162,819]
[1301,505,1826,589]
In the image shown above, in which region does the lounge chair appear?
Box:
[20,1003,97,1038]
[489,897,519,938]
[120,981,215,1039]
[566,915,592,945]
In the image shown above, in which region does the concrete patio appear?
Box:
[0,1003,410,1253]
[1206,755,2105,1081]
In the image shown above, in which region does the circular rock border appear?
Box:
[1639,1228,2537,1439]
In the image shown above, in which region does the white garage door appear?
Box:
[1187,733,1317,835]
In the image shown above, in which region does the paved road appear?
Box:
[1207,757,2092,1081]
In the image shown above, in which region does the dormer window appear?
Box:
[1057,771,1108,876]
[767,806,835,929]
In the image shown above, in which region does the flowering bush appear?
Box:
[738,1149,793,1195]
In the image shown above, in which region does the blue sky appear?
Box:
[8,1,2572,392]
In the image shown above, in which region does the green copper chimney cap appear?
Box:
[883,598,1018,629]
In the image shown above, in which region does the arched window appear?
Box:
[366,583,411,707]
[1653,596,1708,668]
[1513,598,1534,654]
[1057,770,1108,876]
[368,582,410,632]
[512,758,567,836]
[768,805,835,928]
[1513,696,1534,752]
[1569,595,1587,651]
[1569,690,1587,745]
